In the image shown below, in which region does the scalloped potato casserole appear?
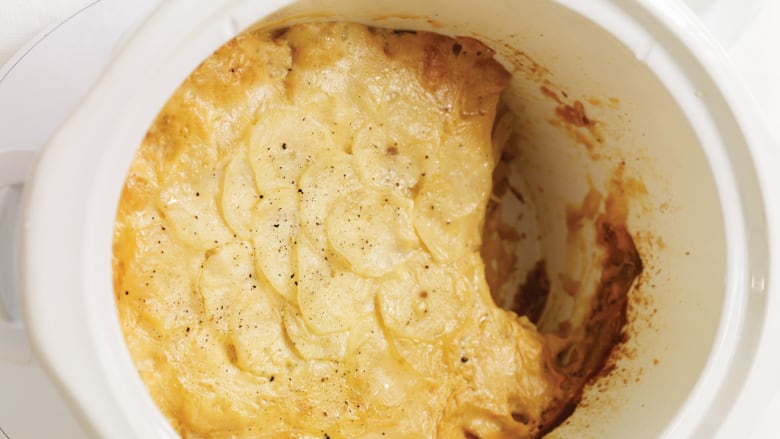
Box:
[113,22,574,438]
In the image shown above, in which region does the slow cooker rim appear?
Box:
[18,0,777,437]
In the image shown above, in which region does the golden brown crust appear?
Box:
[114,22,562,438]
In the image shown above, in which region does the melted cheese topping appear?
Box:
[114,22,562,438]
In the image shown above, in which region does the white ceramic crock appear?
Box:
[1,0,778,438]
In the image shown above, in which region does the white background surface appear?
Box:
[0,0,95,64]
[0,0,777,437]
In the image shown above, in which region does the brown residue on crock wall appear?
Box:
[484,155,646,436]
[481,137,538,313]
[604,222,661,391]
[527,165,644,434]
[476,36,552,84]
[540,85,563,104]
[583,188,643,374]
[540,85,607,159]
[513,260,551,324]
[556,100,592,128]
[587,97,602,106]
[479,40,608,155]
[566,188,602,232]
[482,195,520,302]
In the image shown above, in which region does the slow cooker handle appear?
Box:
[0,148,35,363]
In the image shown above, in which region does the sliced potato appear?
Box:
[116,210,195,332]
[326,187,418,277]
[230,296,293,378]
[248,106,334,194]
[390,336,443,378]
[425,130,493,220]
[298,150,361,250]
[412,197,484,263]
[352,121,437,192]
[283,306,348,361]
[198,241,291,377]
[410,130,493,262]
[377,252,472,341]
[296,235,373,334]
[219,150,259,240]
[158,161,234,251]
[198,241,259,333]
[251,187,299,302]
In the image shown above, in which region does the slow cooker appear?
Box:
[0,0,778,437]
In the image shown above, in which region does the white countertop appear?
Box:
[0,0,778,437]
